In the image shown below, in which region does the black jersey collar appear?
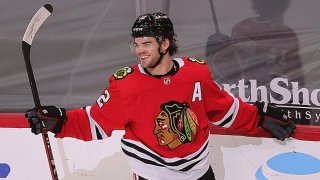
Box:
[144,59,180,79]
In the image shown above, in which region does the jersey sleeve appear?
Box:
[203,68,260,135]
[55,75,132,141]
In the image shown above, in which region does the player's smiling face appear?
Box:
[134,36,161,68]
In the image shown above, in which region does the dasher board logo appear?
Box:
[256,152,320,179]
[276,104,320,125]
[0,163,10,178]
[221,77,320,126]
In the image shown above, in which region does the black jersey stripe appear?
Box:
[122,148,165,167]
[218,114,233,127]
[95,126,103,140]
[179,156,207,171]
[122,146,205,172]
[121,139,207,166]
[121,139,208,169]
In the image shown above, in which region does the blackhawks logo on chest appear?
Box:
[153,101,199,150]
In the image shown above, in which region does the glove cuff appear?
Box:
[59,107,67,120]
[254,101,268,127]
[50,108,66,134]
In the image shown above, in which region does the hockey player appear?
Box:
[26,12,296,180]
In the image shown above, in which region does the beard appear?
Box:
[140,54,161,69]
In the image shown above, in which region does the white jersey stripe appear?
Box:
[121,135,210,180]
[85,106,108,140]
[212,91,239,127]
[121,135,209,169]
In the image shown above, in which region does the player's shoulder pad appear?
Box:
[113,66,134,80]
[187,57,206,65]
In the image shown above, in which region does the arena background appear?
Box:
[1,0,320,179]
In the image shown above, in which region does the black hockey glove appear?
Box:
[25,106,66,135]
[255,101,296,141]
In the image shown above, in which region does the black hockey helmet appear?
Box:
[130,12,178,56]
[131,12,174,39]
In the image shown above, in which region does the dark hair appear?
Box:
[131,12,178,56]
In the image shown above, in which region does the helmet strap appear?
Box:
[150,45,167,69]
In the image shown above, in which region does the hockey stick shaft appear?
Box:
[22,4,59,180]
[209,0,220,34]
[22,42,41,107]
[162,0,171,16]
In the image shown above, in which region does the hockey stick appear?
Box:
[162,0,171,16]
[208,0,220,34]
[206,0,231,58]
[22,4,59,180]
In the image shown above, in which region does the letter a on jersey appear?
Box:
[192,82,202,102]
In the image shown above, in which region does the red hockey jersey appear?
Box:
[56,57,260,179]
